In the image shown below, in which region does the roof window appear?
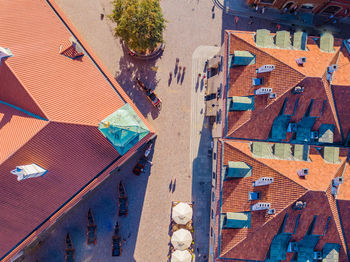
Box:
[11,163,47,181]
[0,46,13,65]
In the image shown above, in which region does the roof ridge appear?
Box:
[325,186,348,256]
[321,72,342,136]
[3,62,48,120]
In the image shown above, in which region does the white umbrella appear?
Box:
[171,229,192,251]
[171,250,192,262]
[172,203,193,225]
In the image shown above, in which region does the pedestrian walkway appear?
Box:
[212,0,350,39]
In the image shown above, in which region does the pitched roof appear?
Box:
[0,104,48,164]
[0,0,154,259]
[0,121,118,256]
[225,31,345,144]
[216,140,349,261]
[0,0,125,126]
[332,47,350,86]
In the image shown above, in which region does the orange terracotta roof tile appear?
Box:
[229,31,342,78]
[226,32,344,143]
[0,121,119,257]
[0,63,47,119]
[215,140,350,261]
[332,48,350,86]
[0,104,48,164]
[0,0,125,126]
[231,140,346,191]
[0,0,155,260]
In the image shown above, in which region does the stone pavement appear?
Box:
[213,0,350,39]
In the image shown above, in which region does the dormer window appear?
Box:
[11,163,47,181]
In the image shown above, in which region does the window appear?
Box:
[212,171,216,179]
[211,209,214,219]
[211,227,213,237]
[212,192,215,202]
[322,6,341,15]
[213,152,217,160]
[300,3,314,10]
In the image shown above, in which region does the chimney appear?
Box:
[297,168,309,177]
[252,177,274,187]
[328,64,338,73]
[333,177,344,186]
[293,31,308,50]
[275,30,291,49]
[296,57,307,66]
[320,32,334,53]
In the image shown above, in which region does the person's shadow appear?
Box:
[172,179,176,193]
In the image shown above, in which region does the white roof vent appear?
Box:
[11,164,47,181]
[297,168,309,177]
[251,202,271,211]
[296,57,307,65]
[255,87,272,95]
[0,46,13,65]
[293,201,306,210]
[256,65,275,73]
[252,177,274,187]
[333,177,344,186]
[328,64,337,73]
[267,208,276,215]
[293,86,304,94]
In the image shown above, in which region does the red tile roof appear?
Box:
[0,104,48,164]
[0,0,154,260]
[225,31,346,145]
[0,0,123,126]
[332,47,350,86]
[215,140,349,261]
[333,85,350,142]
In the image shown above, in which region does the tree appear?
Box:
[109,0,166,53]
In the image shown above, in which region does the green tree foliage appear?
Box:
[109,0,166,53]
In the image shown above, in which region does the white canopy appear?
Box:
[171,250,192,262]
[172,202,193,225]
[171,229,192,251]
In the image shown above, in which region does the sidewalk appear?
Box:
[212,0,350,39]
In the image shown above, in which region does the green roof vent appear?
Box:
[323,147,339,163]
[230,51,255,67]
[98,103,150,155]
[256,29,274,48]
[320,32,334,53]
[274,143,291,159]
[223,212,251,229]
[293,144,309,161]
[229,96,255,111]
[293,31,308,50]
[252,142,270,157]
[276,31,291,49]
[225,161,252,179]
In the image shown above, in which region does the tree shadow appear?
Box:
[115,47,160,120]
